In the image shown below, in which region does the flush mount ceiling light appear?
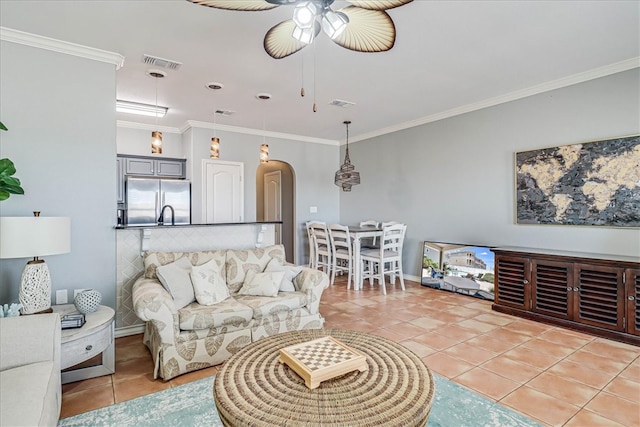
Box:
[334,120,360,192]
[116,100,168,118]
[187,0,413,59]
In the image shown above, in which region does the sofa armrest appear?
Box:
[0,313,61,372]
[132,277,179,344]
[293,267,329,315]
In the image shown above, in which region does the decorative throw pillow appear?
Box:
[190,259,230,306]
[264,258,302,292]
[238,270,285,297]
[156,257,194,309]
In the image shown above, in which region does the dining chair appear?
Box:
[305,221,322,268]
[308,221,332,276]
[328,224,353,288]
[360,223,407,295]
[358,220,380,248]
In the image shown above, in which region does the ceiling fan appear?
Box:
[188,0,413,59]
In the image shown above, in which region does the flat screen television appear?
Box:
[421,241,495,301]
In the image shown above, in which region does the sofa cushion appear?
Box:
[0,361,59,427]
[178,297,253,330]
[157,257,194,309]
[144,250,227,280]
[238,270,284,297]
[225,245,286,293]
[235,292,308,319]
[190,258,229,306]
[264,258,302,292]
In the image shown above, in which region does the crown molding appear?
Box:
[0,26,125,70]
[117,120,182,134]
[351,57,640,144]
[185,120,338,146]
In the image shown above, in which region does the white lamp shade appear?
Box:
[0,217,71,259]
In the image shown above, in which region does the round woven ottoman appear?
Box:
[213,329,434,426]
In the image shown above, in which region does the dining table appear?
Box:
[348,225,383,290]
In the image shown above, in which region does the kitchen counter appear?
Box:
[115,221,282,229]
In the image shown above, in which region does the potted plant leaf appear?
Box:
[0,121,25,200]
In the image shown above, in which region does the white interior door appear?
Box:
[264,170,282,243]
[202,160,244,223]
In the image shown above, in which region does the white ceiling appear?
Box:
[1,1,638,143]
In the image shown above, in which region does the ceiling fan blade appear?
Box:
[332,7,396,53]
[265,0,303,4]
[264,20,319,59]
[187,0,279,11]
[346,0,413,11]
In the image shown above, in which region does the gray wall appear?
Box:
[0,41,117,307]
[340,69,640,279]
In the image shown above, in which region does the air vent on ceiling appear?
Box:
[142,54,182,70]
[215,109,235,117]
[329,99,356,108]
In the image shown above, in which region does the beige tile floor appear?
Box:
[61,277,640,426]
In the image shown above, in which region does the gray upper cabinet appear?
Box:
[119,155,186,179]
[156,159,185,177]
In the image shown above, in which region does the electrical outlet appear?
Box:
[56,289,68,305]
[74,288,87,298]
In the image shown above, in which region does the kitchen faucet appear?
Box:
[158,205,175,225]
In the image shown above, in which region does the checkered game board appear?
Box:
[286,337,358,371]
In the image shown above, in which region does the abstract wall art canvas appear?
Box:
[515,135,639,227]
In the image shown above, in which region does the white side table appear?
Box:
[52,304,115,384]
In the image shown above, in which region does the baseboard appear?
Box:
[115,324,145,338]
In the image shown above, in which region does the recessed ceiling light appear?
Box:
[206,82,224,90]
[256,93,272,100]
[146,69,167,79]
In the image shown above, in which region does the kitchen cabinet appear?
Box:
[493,247,640,345]
[118,155,186,179]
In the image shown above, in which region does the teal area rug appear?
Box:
[59,374,540,427]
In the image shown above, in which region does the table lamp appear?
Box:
[0,213,71,314]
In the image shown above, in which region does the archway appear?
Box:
[256,160,295,263]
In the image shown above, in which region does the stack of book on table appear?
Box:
[61,313,85,329]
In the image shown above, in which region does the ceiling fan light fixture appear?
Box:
[293,1,319,29]
[322,10,348,39]
[292,25,316,45]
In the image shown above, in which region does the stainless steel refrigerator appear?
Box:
[125,177,191,226]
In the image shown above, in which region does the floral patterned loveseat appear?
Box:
[132,244,328,380]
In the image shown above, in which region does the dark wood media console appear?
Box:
[492,247,640,346]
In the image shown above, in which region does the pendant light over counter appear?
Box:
[257,93,271,163]
[207,82,224,159]
[148,69,167,155]
[334,120,360,192]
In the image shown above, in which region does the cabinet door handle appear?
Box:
[567,287,572,292]
[85,345,93,351]
[573,287,580,292]
[523,279,529,284]
[628,296,636,301]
